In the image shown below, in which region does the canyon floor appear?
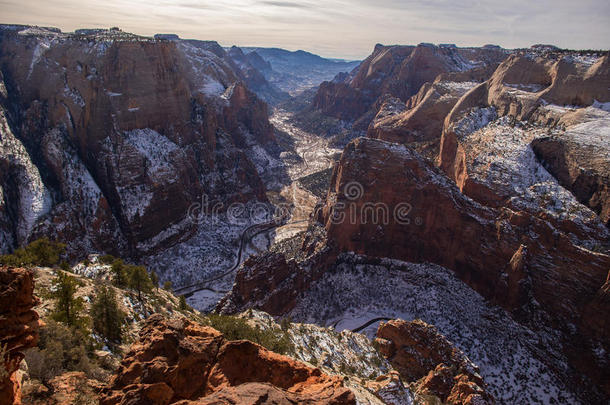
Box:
[178,107,340,311]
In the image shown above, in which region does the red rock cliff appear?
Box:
[0,266,41,405]
[313,43,507,125]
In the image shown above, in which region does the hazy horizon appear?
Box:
[1,0,609,59]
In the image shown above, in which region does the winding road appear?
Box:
[350,317,393,333]
[173,219,284,297]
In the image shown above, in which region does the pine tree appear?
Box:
[163,281,172,291]
[128,265,153,303]
[91,285,125,343]
[178,295,189,311]
[50,271,86,330]
[150,271,159,291]
[110,259,128,287]
[0,237,66,267]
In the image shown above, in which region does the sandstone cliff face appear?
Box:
[324,139,609,399]
[0,26,274,257]
[319,138,609,324]
[312,43,507,126]
[367,80,478,159]
[0,266,41,405]
[375,319,493,404]
[100,314,355,405]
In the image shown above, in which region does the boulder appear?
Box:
[375,319,493,404]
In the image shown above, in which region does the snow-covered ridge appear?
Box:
[451,104,610,246]
[178,41,232,100]
[452,106,498,138]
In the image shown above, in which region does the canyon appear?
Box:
[0,23,609,405]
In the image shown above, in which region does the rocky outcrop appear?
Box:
[0,266,41,405]
[218,252,301,315]
[532,134,610,226]
[216,244,337,318]
[0,25,275,257]
[376,320,477,382]
[367,80,478,159]
[364,371,413,405]
[100,314,355,405]
[375,319,493,404]
[312,43,507,126]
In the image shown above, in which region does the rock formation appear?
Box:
[532,133,610,226]
[226,46,290,105]
[375,319,493,404]
[0,25,276,258]
[100,314,355,405]
[367,80,478,159]
[0,266,41,405]
[319,137,608,314]
[312,43,507,127]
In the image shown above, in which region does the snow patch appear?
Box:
[453,107,498,138]
[123,128,179,180]
[27,41,50,78]
[201,79,225,96]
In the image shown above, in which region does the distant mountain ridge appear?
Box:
[235,46,361,95]
[242,47,358,64]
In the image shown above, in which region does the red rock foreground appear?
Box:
[0,267,41,405]
[376,319,493,405]
[100,314,355,405]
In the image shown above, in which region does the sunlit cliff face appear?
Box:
[1,0,609,59]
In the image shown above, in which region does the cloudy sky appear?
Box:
[1,0,609,59]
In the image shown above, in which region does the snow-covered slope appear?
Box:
[290,253,583,404]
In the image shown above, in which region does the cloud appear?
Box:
[1,0,608,59]
[176,2,213,10]
[260,1,311,8]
